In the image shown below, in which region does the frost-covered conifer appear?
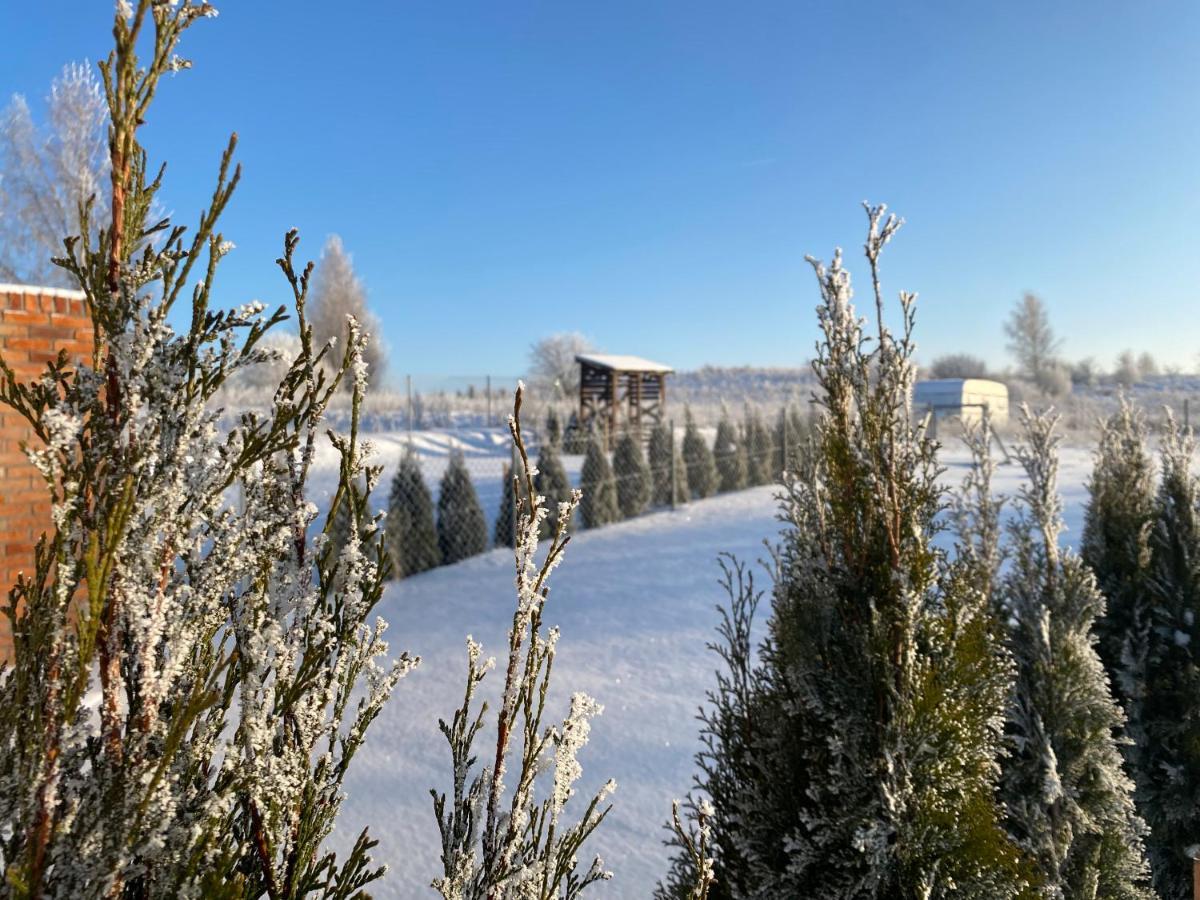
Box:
[773,404,805,479]
[1081,397,1156,700]
[0,6,414,896]
[579,433,619,528]
[494,463,519,549]
[648,421,687,506]
[712,409,745,493]
[670,206,1026,898]
[438,451,489,564]
[742,408,774,487]
[308,234,387,389]
[999,407,1153,898]
[535,442,573,539]
[613,432,651,518]
[386,448,440,577]
[682,409,717,500]
[1128,417,1200,899]
[431,387,614,899]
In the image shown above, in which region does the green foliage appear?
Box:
[774,404,808,479]
[712,410,745,493]
[494,462,519,548]
[562,412,590,454]
[613,432,651,518]
[682,410,716,500]
[999,408,1153,898]
[437,451,488,564]
[579,433,620,528]
[386,449,440,577]
[535,442,573,539]
[1081,396,1156,700]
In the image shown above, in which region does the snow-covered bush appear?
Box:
[648,420,687,506]
[534,442,573,539]
[741,407,774,487]
[0,5,413,896]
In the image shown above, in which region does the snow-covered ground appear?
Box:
[329,437,1097,898]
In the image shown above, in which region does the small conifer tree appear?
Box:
[579,433,620,528]
[1081,397,1156,700]
[494,462,518,548]
[613,432,651,518]
[999,407,1154,897]
[386,449,440,577]
[774,404,803,479]
[668,206,1026,897]
[1128,417,1200,899]
[682,409,717,500]
[743,407,774,486]
[535,442,573,539]
[647,421,684,506]
[712,409,745,493]
[563,412,589,454]
[437,451,488,563]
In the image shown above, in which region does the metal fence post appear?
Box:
[669,418,678,509]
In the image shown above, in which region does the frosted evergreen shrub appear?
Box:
[612,432,651,518]
[579,434,619,528]
[682,410,716,500]
[999,407,1153,898]
[534,442,573,540]
[437,451,488,564]
[386,449,440,577]
[712,410,745,493]
[0,5,414,895]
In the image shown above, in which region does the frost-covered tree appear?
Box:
[999,407,1153,898]
[1127,418,1200,899]
[1004,292,1063,391]
[672,206,1026,898]
[773,404,808,479]
[1081,397,1156,700]
[431,387,614,898]
[528,332,593,399]
[438,451,488,564]
[386,448,441,577]
[742,408,774,487]
[494,463,519,549]
[0,61,110,286]
[712,410,745,493]
[0,7,414,896]
[535,442,573,539]
[308,234,386,389]
[579,433,619,528]
[612,432,651,519]
[929,352,988,379]
[682,410,716,500]
[648,420,688,506]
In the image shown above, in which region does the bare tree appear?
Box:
[307,234,387,388]
[0,62,110,286]
[928,352,988,379]
[528,331,595,399]
[1004,292,1062,390]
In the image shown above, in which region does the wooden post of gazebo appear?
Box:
[575,353,674,449]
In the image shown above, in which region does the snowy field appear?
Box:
[326,434,1095,898]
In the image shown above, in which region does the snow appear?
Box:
[331,436,1098,897]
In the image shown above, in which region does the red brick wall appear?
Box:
[0,285,94,658]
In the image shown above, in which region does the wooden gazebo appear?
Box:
[575,353,674,447]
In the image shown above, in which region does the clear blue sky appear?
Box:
[4,2,1198,381]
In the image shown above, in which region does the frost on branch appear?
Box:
[431,385,615,900]
[0,4,412,897]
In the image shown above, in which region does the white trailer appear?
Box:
[912,378,1009,427]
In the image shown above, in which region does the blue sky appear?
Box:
[4,2,1198,382]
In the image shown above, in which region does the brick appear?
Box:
[0,308,50,326]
